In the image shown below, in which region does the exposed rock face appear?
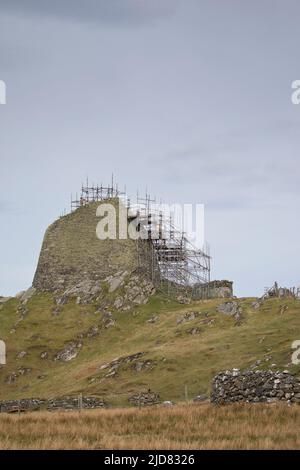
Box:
[217,301,243,325]
[99,352,145,376]
[211,369,300,405]
[107,271,128,293]
[55,279,102,305]
[54,342,82,362]
[88,352,159,384]
[16,351,27,359]
[33,200,139,292]
[111,274,155,311]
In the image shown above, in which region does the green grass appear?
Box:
[1,293,300,406]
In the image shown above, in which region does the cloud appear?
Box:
[0,0,178,26]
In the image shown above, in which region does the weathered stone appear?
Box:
[54,342,82,362]
[177,311,201,325]
[252,301,261,310]
[211,369,300,405]
[147,314,159,324]
[0,396,105,413]
[16,351,27,359]
[108,271,128,293]
[114,297,123,309]
[217,301,243,325]
[129,390,160,407]
[162,400,174,407]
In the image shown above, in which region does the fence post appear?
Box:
[78,393,83,413]
[184,385,188,403]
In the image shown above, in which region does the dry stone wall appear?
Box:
[0,396,105,413]
[211,369,300,405]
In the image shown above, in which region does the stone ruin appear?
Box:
[263,281,300,300]
[32,184,233,301]
[211,369,300,405]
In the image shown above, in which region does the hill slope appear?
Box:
[1,290,299,406]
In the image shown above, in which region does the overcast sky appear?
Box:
[0,0,300,297]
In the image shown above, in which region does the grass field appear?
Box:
[1,293,300,406]
[0,403,299,450]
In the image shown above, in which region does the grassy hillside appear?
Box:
[0,292,299,406]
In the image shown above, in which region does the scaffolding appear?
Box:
[71,176,125,212]
[68,180,211,299]
[129,191,211,299]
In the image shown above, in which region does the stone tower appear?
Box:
[33,199,138,292]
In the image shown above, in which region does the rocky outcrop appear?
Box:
[54,342,82,362]
[88,352,160,384]
[113,275,155,310]
[45,269,155,312]
[55,280,102,305]
[99,352,146,378]
[211,369,300,405]
[217,301,243,325]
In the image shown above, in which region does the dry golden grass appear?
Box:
[0,403,299,450]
